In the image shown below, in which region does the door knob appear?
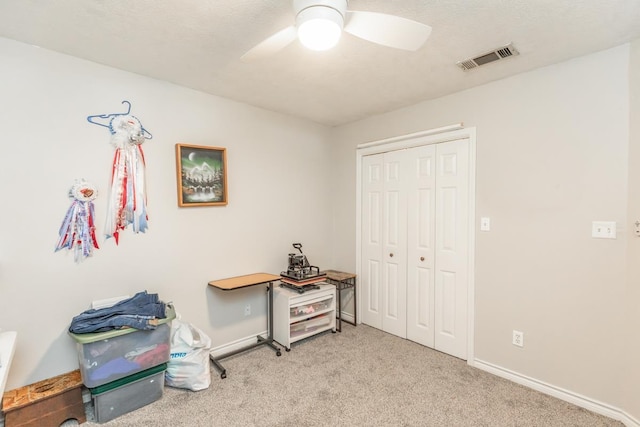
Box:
[420,257,425,261]
[389,253,394,257]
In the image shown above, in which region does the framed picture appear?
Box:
[175,144,228,207]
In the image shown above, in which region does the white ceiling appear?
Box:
[1,0,639,127]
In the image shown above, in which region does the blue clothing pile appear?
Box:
[69,291,166,333]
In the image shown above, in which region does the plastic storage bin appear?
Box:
[290,313,332,338]
[90,363,166,423]
[69,305,175,388]
[289,297,331,318]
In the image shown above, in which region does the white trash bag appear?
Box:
[165,318,212,391]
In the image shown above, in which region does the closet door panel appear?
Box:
[365,259,381,317]
[407,145,436,346]
[381,150,408,338]
[437,270,457,336]
[385,263,400,318]
[361,155,384,329]
[385,190,401,247]
[439,187,458,251]
[434,139,469,359]
[416,267,432,327]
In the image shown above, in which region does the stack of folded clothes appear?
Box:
[69,291,166,333]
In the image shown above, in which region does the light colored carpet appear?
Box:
[79,324,622,426]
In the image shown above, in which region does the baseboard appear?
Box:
[625,413,640,427]
[209,331,268,358]
[472,358,639,427]
[339,311,355,324]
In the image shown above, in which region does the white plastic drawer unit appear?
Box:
[274,283,336,351]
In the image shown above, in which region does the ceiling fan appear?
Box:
[241,0,432,61]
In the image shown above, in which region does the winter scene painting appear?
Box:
[175,144,227,207]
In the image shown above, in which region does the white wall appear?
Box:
[0,37,333,389]
[330,44,636,421]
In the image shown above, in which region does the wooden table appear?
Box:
[321,270,357,332]
[208,273,282,379]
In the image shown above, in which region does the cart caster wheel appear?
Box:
[286,347,291,352]
[221,373,227,379]
[332,330,337,334]
[276,350,282,356]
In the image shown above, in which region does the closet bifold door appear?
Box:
[432,139,470,359]
[406,139,469,359]
[380,149,408,338]
[361,150,409,338]
[406,144,437,348]
[361,154,384,330]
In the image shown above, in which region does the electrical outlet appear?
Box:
[512,330,524,347]
[244,304,251,316]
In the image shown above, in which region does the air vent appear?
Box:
[456,43,519,71]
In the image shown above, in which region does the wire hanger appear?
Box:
[86,100,153,139]
[86,100,132,128]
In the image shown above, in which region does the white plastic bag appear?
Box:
[165,318,212,391]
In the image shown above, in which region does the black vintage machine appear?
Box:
[280,243,326,293]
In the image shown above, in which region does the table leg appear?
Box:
[210,357,227,379]
[265,282,281,353]
[209,281,281,379]
[353,277,357,325]
[336,284,342,332]
[338,278,357,327]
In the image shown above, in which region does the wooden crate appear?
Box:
[2,370,85,427]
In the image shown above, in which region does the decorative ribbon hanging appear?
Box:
[104,114,150,243]
[55,180,100,263]
[87,101,152,244]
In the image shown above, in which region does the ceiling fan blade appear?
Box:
[241,26,298,61]
[344,11,431,51]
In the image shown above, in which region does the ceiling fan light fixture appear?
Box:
[296,6,344,51]
[241,0,429,61]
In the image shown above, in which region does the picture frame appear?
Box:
[175,143,228,207]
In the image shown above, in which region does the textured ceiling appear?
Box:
[1,0,639,126]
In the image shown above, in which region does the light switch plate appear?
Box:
[592,221,616,239]
[480,217,491,231]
